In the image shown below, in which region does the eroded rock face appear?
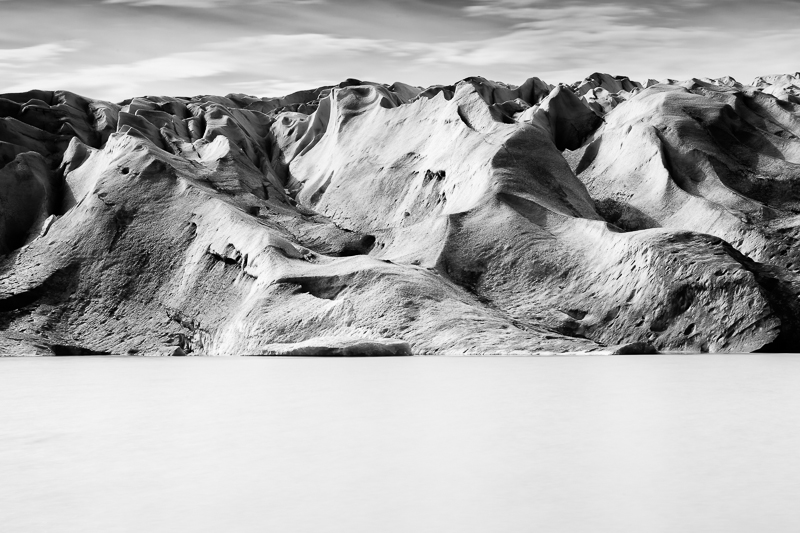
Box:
[0,73,798,355]
[259,337,412,356]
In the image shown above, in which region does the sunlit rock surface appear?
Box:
[1,74,799,355]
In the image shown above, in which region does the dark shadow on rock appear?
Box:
[723,242,800,352]
[593,198,660,232]
[49,344,111,356]
[611,342,659,355]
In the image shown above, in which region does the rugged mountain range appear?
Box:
[1,71,799,355]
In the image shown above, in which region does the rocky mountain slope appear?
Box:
[1,72,799,355]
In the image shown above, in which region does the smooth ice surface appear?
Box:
[1,356,799,533]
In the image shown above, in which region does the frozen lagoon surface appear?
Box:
[1,355,799,533]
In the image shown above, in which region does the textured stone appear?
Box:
[0,74,798,355]
[259,337,412,356]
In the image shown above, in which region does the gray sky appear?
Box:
[1,0,798,101]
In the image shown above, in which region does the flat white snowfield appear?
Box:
[1,355,799,533]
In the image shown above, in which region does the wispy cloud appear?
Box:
[464,2,653,21]
[0,0,798,100]
[2,47,229,99]
[0,34,409,100]
[102,0,322,6]
[226,78,334,96]
[0,43,76,67]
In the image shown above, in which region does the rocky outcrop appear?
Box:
[1,73,798,355]
[259,337,412,356]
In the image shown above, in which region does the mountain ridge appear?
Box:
[1,72,799,355]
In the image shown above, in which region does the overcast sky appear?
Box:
[0,0,798,101]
